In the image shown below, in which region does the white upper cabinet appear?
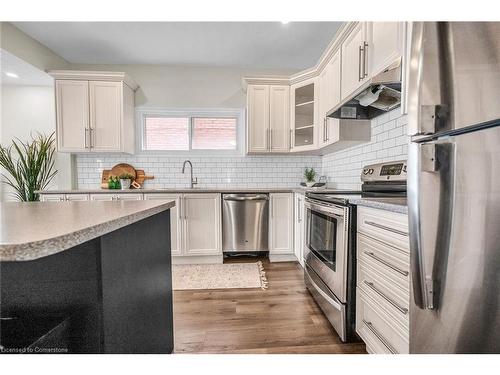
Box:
[290,77,318,152]
[341,22,369,100]
[50,70,138,154]
[247,84,270,153]
[368,22,405,77]
[247,84,289,153]
[269,85,290,152]
[55,80,89,152]
[89,81,122,152]
[318,49,342,148]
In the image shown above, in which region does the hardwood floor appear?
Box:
[173,258,366,354]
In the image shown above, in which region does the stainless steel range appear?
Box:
[303,160,407,342]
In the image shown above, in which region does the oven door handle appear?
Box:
[305,202,345,219]
[304,266,342,311]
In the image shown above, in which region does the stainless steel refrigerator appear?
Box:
[408,22,500,353]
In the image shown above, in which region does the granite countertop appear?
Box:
[37,187,329,194]
[350,197,408,214]
[0,200,175,262]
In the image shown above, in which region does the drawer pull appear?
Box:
[365,252,409,276]
[362,319,398,354]
[363,281,408,315]
[365,221,409,237]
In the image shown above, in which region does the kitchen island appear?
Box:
[0,200,175,354]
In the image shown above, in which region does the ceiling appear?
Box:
[1,49,53,86]
[12,22,343,71]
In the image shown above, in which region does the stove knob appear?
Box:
[369,168,374,175]
[363,169,369,175]
[403,165,407,173]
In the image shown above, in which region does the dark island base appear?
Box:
[0,211,173,354]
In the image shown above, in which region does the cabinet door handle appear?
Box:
[323,117,328,142]
[269,128,273,151]
[362,319,398,354]
[365,221,409,237]
[363,42,369,78]
[358,45,364,81]
[325,118,329,141]
[289,129,293,149]
[364,251,409,276]
[363,281,408,314]
[89,128,94,149]
[84,128,89,149]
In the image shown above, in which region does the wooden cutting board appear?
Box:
[101,164,154,189]
[110,163,137,179]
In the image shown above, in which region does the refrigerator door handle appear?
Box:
[409,141,454,310]
[408,22,451,137]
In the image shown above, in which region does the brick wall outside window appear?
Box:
[192,118,237,150]
[144,117,189,150]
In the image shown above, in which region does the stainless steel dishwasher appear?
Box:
[222,193,269,254]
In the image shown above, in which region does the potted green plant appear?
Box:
[304,167,316,188]
[0,132,57,201]
[119,173,134,190]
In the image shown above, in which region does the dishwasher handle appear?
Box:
[223,194,269,201]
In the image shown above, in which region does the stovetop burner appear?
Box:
[306,160,407,205]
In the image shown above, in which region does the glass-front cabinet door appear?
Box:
[290,78,318,151]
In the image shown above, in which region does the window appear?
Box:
[192,118,237,150]
[139,109,242,154]
[144,117,189,150]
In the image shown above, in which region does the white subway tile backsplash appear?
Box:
[75,154,322,189]
[322,109,409,190]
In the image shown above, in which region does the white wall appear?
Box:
[0,85,73,201]
[69,63,294,109]
[1,23,73,201]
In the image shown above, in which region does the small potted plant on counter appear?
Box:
[304,167,317,188]
[118,174,134,190]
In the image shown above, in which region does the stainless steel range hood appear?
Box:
[328,57,402,120]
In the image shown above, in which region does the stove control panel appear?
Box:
[361,160,407,182]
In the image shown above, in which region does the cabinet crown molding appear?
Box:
[47,70,139,91]
[242,22,356,91]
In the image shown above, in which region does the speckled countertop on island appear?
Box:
[0,200,175,262]
[349,197,408,214]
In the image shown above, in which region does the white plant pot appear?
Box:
[305,181,316,187]
[120,179,131,190]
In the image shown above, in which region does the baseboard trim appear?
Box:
[269,254,298,263]
[172,255,223,264]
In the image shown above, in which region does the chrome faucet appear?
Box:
[182,160,198,188]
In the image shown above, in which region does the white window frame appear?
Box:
[136,107,245,156]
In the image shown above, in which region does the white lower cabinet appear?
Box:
[144,193,183,256]
[144,193,221,259]
[356,206,410,354]
[269,193,294,260]
[40,193,89,202]
[293,192,306,267]
[40,194,66,202]
[89,193,142,201]
[183,193,221,256]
